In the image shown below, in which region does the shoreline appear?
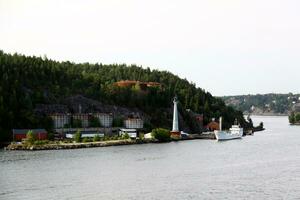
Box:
[5,134,216,151]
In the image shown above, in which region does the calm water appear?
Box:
[1,116,300,200]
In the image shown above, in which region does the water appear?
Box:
[1,116,300,200]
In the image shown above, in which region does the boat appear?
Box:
[214,117,243,141]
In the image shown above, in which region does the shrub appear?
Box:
[48,132,54,140]
[82,137,91,143]
[295,113,300,122]
[151,128,170,142]
[34,140,49,145]
[93,134,101,142]
[122,133,130,139]
[74,130,82,143]
[289,112,295,124]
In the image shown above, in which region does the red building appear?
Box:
[12,129,48,141]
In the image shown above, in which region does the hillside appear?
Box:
[222,93,300,115]
[0,51,250,141]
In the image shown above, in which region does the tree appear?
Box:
[73,119,82,128]
[151,128,171,142]
[26,130,35,145]
[89,116,101,127]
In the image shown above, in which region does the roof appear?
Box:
[119,128,137,132]
[12,129,47,134]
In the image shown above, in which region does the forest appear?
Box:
[0,51,249,142]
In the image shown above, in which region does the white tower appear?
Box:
[172,96,179,132]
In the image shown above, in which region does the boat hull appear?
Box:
[214,130,242,141]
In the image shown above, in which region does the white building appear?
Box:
[124,118,144,129]
[66,131,104,139]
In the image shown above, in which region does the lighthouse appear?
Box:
[170,96,181,139]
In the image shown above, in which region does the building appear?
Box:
[50,113,71,129]
[12,129,48,141]
[65,131,104,139]
[124,118,144,129]
[119,128,138,138]
[73,114,90,128]
[94,113,113,128]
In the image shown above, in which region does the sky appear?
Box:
[1,0,300,96]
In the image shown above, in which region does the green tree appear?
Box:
[89,116,101,127]
[73,119,82,128]
[26,130,36,145]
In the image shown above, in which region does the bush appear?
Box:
[34,140,49,145]
[93,134,101,142]
[74,130,82,143]
[26,130,36,145]
[82,137,92,143]
[295,113,300,122]
[122,133,130,139]
[151,128,170,142]
[289,112,295,124]
[48,132,54,140]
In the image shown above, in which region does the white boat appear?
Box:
[214,117,243,141]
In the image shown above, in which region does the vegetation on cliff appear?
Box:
[0,51,249,141]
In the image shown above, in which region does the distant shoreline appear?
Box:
[245,113,288,117]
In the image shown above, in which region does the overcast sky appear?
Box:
[1,0,300,96]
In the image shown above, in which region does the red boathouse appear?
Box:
[12,129,48,141]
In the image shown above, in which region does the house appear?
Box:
[124,118,144,129]
[12,129,48,141]
[119,128,138,138]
